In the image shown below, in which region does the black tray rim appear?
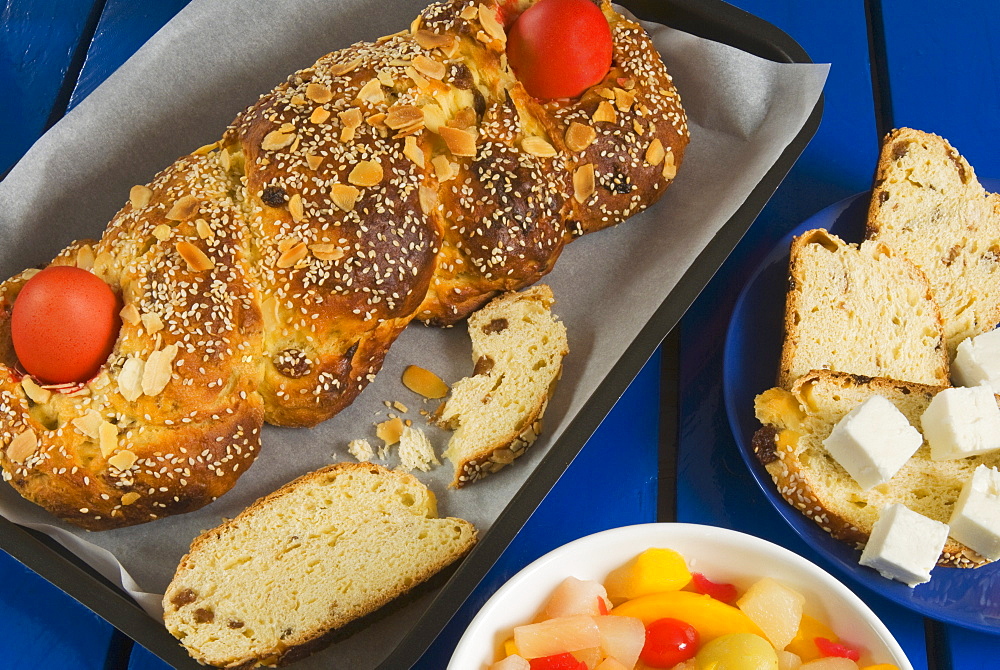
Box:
[0,1,823,668]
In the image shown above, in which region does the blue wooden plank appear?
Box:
[0,549,118,669]
[881,0,1000,179]
[68,0,193,109]
[677,0,930,667]
[0,0,102,174]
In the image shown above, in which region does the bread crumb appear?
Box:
[393,401,409,413]
[397,426,440,473]
[347,438,375,462]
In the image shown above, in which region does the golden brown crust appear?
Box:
[0,0,686,528]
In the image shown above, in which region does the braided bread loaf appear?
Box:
[0,0,687,530]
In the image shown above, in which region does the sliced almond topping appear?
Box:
[195,218,214,240]
[478,4,506,43]
[121,491,141,506]
[141,344,178,396]
[412,54,446,80]
[261,130,295,151]
[633,119,645,136]
[306,154,324,171]
[596,88,615,99]
[129,185,153,209]
[403,135,425,168]
[376,417,405,446]
[393,400,409,413]
[366,112,388,128]
[72,410,104,440]
[460,4,478,20]
[289,94,307,106]
[330,183,362,211]
[141,312,164,334]
[521,136,557,158]
[438,126,477,157]
[305,82,333,104]
[565,122,597,152]
[645,138,665,166]
[418,184,439,214]
[614,87,635,112]
[107,449,137,472]
[356,78,384,104]
[76,244,96,270]
[376,69,395,87]
[279,122,296,133]
[166,195,199,221]
[432,154,456,182]
[98,420,118,458]
[118,357,145,402]
[152,224,172,241]
[348,160,384,187]
[573,163,596,203]
[402,365,449,398]
[219,147,233,171]
[405,66,430,90]
[278,237,299,253]
[120,303,141,326]
[310,107,331,124]
[414,30,454,50]
[386,104,425,130]
[176,241,214,271]
[421,102,446,133]
[331,58,362,76]
[662,150,677,180]
[277,242,309,268]
[288,193,305,223]
[339,108,363,130]
[7,429,37,464]
[21,377,51,404]
[310,244,345,261]
[593,101,617,124]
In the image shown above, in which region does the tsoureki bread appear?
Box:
[754,370,999,568]
[162,462,477,668]
[0,0,688,529]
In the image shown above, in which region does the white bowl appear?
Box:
[448,523,913,670]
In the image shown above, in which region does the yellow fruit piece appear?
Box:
[785,613,838,662]
[402,364,449,399]
[503,637,518,657]
[604,548,692,602]
[610,591,763,642]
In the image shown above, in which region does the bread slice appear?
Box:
[162,463,476,667]
[778,229,948,388]
[437,285,568,487]
[754,369,1000,568]
[867,128,1000,358]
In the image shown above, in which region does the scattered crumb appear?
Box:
[347,438,375,462]
[397,426,440,473]
[393,401,409,413]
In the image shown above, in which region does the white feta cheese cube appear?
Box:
[920,385,1000,461]
[948,465,1000,560]
[822,395,922,490]
[953,328,1000,391]
[859,503,949,586]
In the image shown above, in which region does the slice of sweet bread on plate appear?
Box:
[777,228,948,389]
[867,128,1000,359]
[754,369,1000,568]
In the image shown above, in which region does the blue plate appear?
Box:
[723,180,1000,633]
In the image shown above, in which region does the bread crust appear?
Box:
[0,0,687,528]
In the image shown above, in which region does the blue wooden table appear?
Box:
[2,0,999,668]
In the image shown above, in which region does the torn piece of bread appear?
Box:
[437,285,568,487]
[778,228,948,388]
[397,425,440,472]
[754,369,1000,568]
[867,128,1000,358]
[162,463,476,667]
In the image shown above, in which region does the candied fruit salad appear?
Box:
[489,547,901,670]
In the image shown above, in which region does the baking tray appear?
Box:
[0,0,822,667]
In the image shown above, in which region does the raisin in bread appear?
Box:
[754,369,1000,568]
[162,463,476,667]
[778,228,948,388]
[436,285,568,487]
[867,128,1000,358]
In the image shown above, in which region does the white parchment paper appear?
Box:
[0,0,828,666]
